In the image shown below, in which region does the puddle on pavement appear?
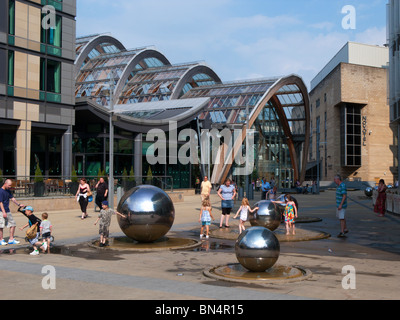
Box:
[193,241,234,252]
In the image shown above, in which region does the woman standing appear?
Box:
[76,178,91,220]
[374,179,387,217]
[217,179,236,228]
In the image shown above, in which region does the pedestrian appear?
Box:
[266,186,278,200]
[256,178,260,192]
[94,201,125,247]
[40,212,52,254]
[272,194,298,235]
[199,197,214,239]
[95,177,108,211]
[217,178,236,228]
[0,179,24,245]
[75,178,91,220]
[200,176,212,201]
[261,178,271,200]
[374,179,387,217]
[18,206,47,255]
[334,175,349,237]
[234,197,258,234]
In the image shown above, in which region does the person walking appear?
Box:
[0,179,24,245]
[234,197,258,234]
[76,178,91,220]
[334,175,349,237]
[374,179,387,217]
[200,176,212,202]
[95,177,108,211]
[217,178,236,228]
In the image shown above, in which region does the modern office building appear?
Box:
[0,0,76,179]
[309,42,395,185]
[387,0,400,183]
[73,34,311,189]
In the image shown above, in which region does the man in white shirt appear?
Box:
[200,176,212,201]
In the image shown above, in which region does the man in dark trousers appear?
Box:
[95,177,108,211]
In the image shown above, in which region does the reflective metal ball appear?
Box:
[365,187,373,197]
[249,200,281,231]
[116,185,175,243]
[235,227,280,272]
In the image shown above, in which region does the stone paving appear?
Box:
[0,189,399,300]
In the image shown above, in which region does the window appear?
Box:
[8,51,14,86]
[8,0,15,35]
[40,58,61,102]
[41,14,62,47]
[341,104,362,167]
[316,98,320,108]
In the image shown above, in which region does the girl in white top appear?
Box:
[234,198,258,234]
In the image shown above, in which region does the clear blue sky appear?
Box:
[76,0,388,88]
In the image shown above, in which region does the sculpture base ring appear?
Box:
[89,236,201,252]
[204,263,312,285]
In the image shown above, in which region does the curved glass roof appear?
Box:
[75,49,168,107]
[117,63,218,105]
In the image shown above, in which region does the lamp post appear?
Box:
[108,74,115,209]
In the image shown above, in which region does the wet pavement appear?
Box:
[0,189,399,300]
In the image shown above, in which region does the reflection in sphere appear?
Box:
[116,185,175,243]
[235,227,280,272]
[249,200,281,231]
[365,187,373,197]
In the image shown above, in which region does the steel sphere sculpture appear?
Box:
[116,185,175,243]
[249,200,281,231]
[235,227,280,272]
[365,187,373,197]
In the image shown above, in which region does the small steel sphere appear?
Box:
[365,187,373,197]
[116,185,175,243]
[235,227,280,272]
[249,200,281,231]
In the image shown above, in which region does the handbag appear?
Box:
[26,223,38,240]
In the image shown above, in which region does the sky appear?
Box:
[76,0,388,89]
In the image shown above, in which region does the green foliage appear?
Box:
[34,164,44,183]
[129,166,135,182]
[71,165,78,182]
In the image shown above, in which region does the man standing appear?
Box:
[0,179,24,245]
[261,178,271,200]
[334,175,349,237]
[95,177,108,211]
[200,176,212,201]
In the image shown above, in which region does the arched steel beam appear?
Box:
[113,49,171,102]
[74,35,126,78]
[212,75,310,185]
[170,63,222,100]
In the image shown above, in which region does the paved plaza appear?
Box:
[0,189,399,301]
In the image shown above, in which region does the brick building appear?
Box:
[309,42,396,186]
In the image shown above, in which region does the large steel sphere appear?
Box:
[235,227,280,272]
[249,200,281,231]
[365,187,373,197]
[116,185,175,243]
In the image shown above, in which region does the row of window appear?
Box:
[8,0,63,57]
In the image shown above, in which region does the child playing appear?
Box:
[233,198,258,234]
[94,201,126,247]
[199,197,214,239]
[272,194,298,235]
[18,206,47,255]
[40,213,52,254]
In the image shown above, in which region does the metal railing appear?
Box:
[0,175,174,198]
